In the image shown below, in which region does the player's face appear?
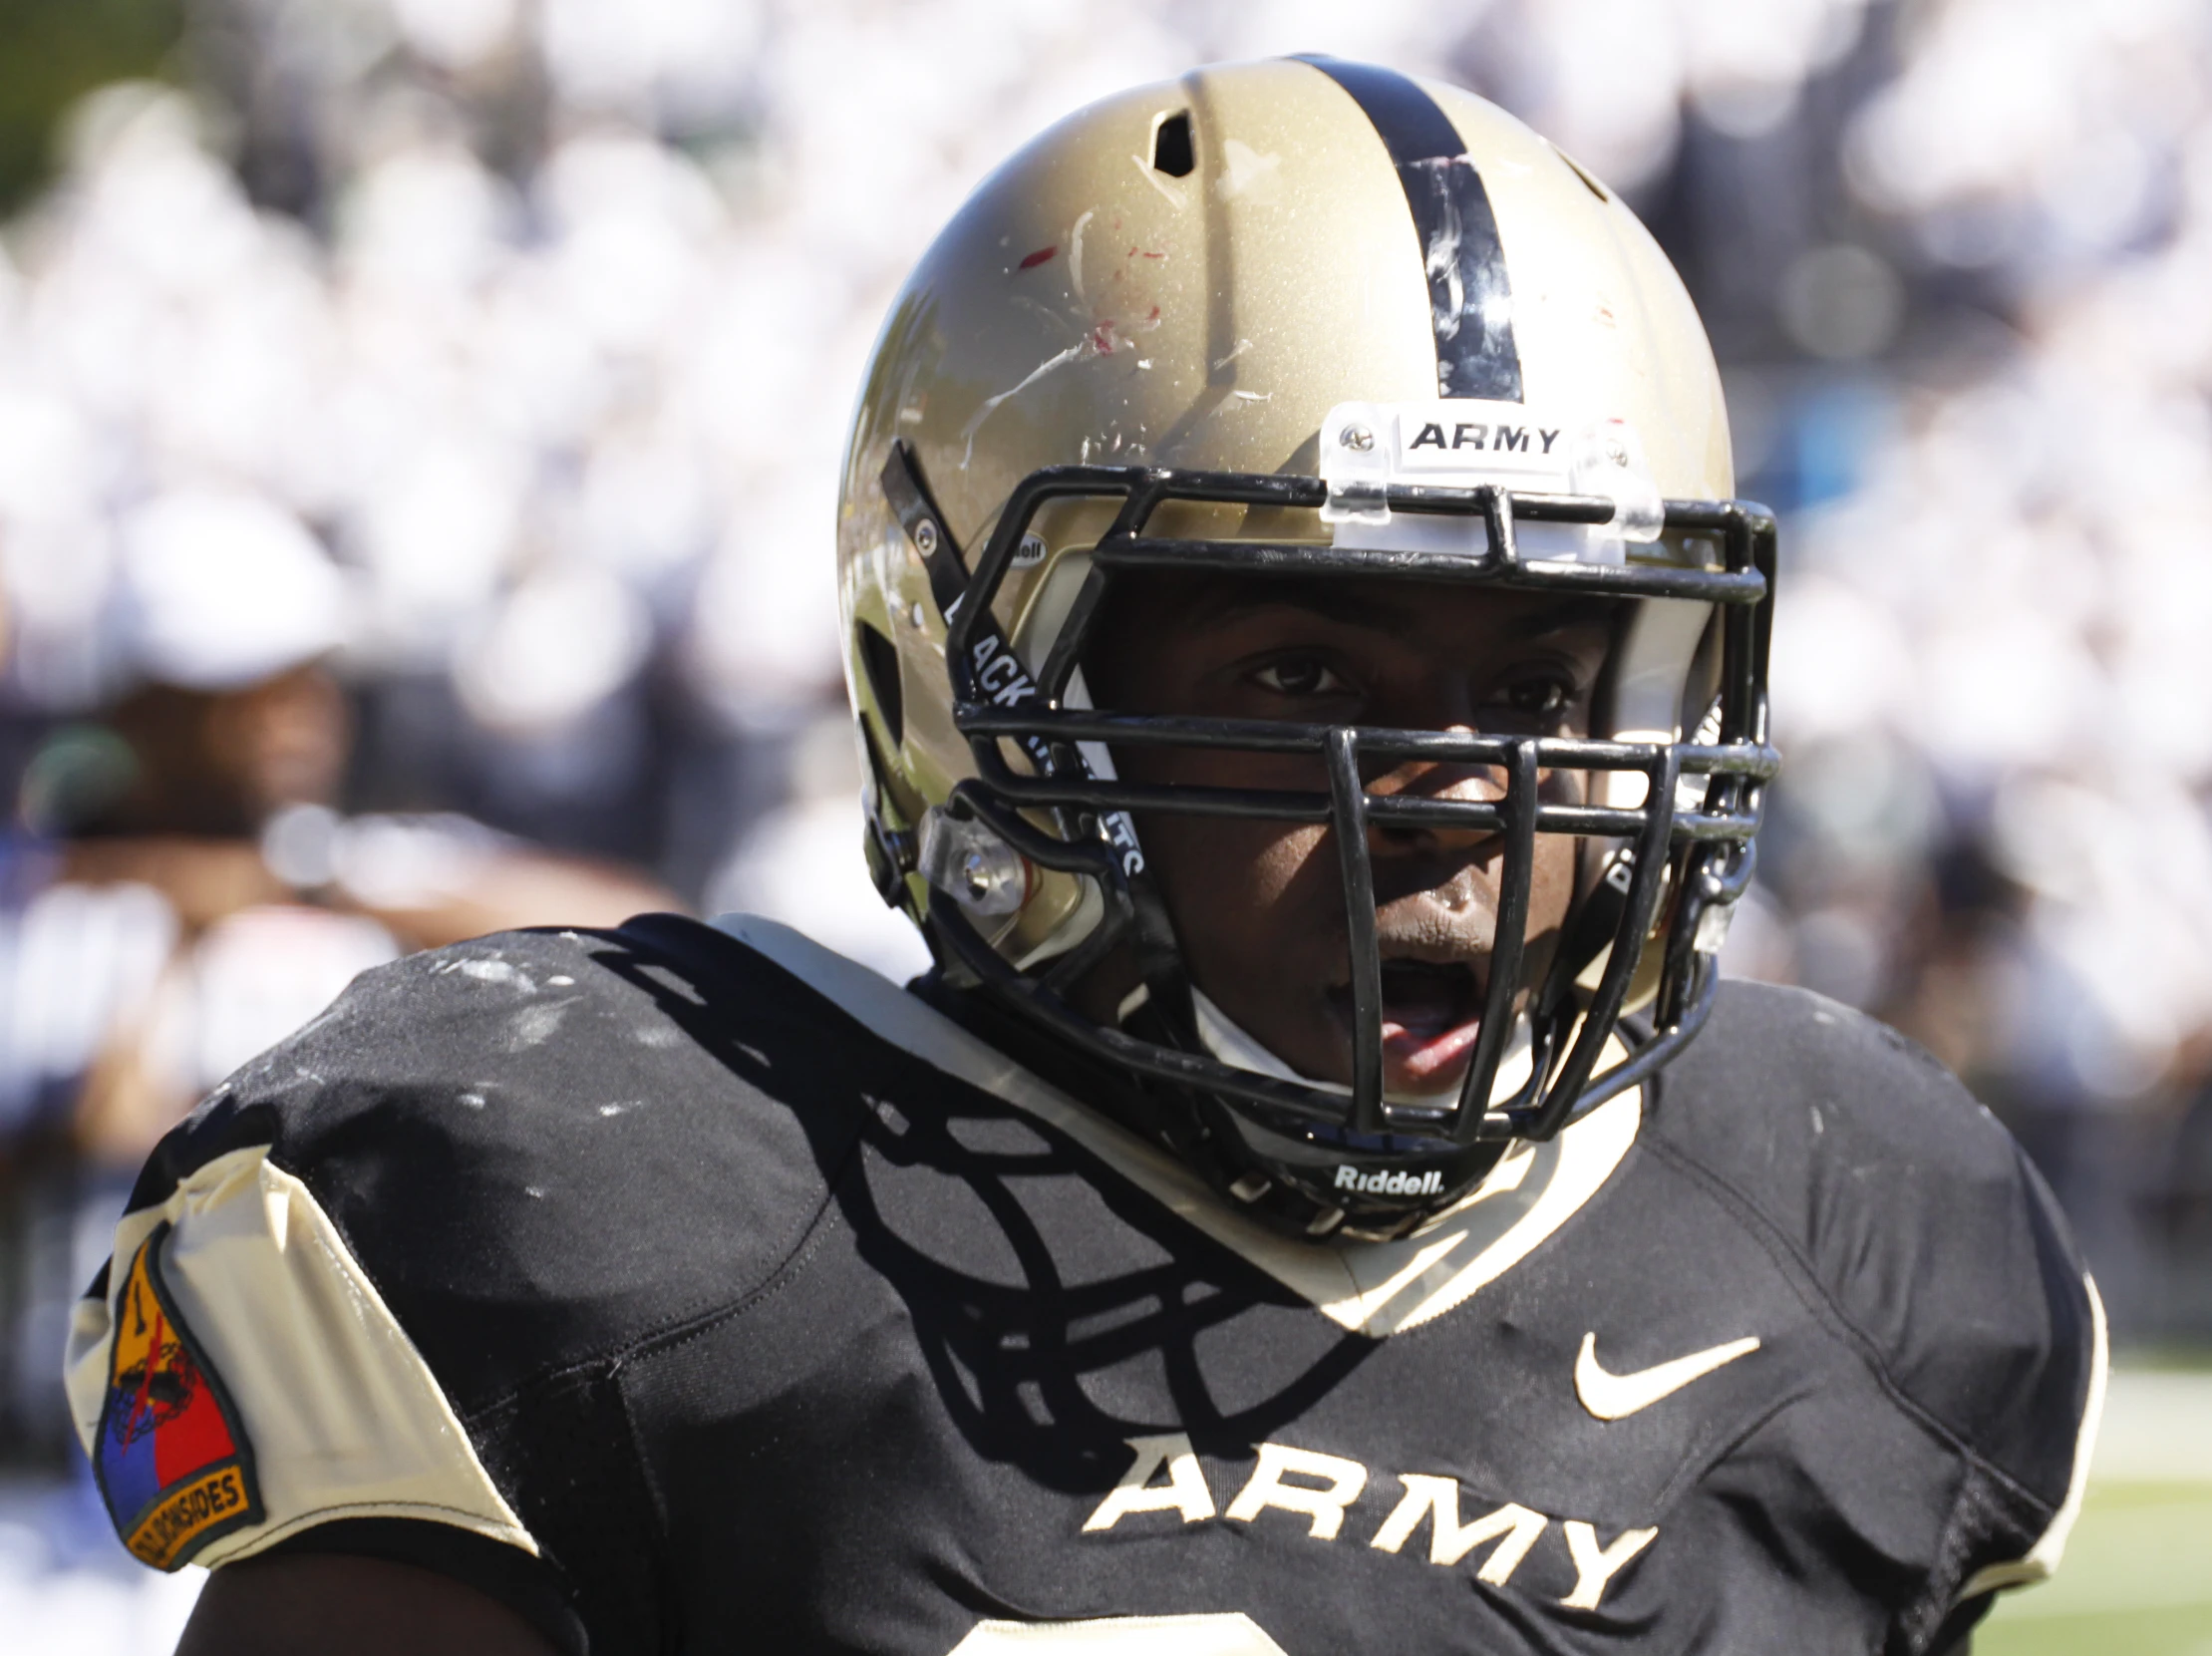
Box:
[1088,575,1614,1098]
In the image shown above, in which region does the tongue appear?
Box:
[1379,964,1473,1041]
[1377,965,1483,1088]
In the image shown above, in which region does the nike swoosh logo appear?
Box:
[1575,1332,1761,1420]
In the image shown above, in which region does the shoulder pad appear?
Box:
[1651,981,2100,1510]
[116,916,881,1413]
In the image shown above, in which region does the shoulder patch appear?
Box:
[94,1225,263,1568]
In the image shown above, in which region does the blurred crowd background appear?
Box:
[0,0,2209,1521]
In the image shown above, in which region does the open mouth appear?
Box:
[1329,959,1488,1094]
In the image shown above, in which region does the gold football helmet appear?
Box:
[836,57,1777,1234]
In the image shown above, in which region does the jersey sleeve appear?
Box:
[1652,982,2106,1651]
[63,914,873,1656]
[65,1141,535,1569]
[62,1138,590,1653]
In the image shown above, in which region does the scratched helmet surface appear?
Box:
[837,57,1778,1238]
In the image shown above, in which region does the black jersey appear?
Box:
[66,913,2100,1656]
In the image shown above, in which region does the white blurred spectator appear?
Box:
[1845,0,2193,274]
[1461,0,1870,190]
[111,491,346,692]
[454,561,651,735]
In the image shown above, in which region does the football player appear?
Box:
[71,59,2099,1656]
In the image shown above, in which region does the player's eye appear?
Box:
[1250,657,1350,697]
[1494,672,1577,722]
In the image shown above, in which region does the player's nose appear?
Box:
[1362,735,1507,857]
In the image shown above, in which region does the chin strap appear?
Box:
[1102,990,1509,1242]
[1539,842,1640,1016]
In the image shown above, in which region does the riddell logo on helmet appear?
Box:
[1334,1166,1444,1196]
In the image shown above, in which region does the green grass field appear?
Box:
[1979,1369,2212,1655]
[1980,1483,2212,1654]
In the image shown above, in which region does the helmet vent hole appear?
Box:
[857,621,904,748]
[1152,111,1194,177]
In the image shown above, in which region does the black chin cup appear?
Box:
[1209,1100,1514,1237]
[878,442,1778,1223]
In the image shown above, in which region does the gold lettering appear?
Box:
[1561,1520,1658,1609]
[1224,1444,1368,1540]
[1084,1435,1217,1530]
[1370,1476,1545,1581]
[127,1466,251,1570]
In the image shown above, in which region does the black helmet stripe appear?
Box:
[1292,56,1523,403]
